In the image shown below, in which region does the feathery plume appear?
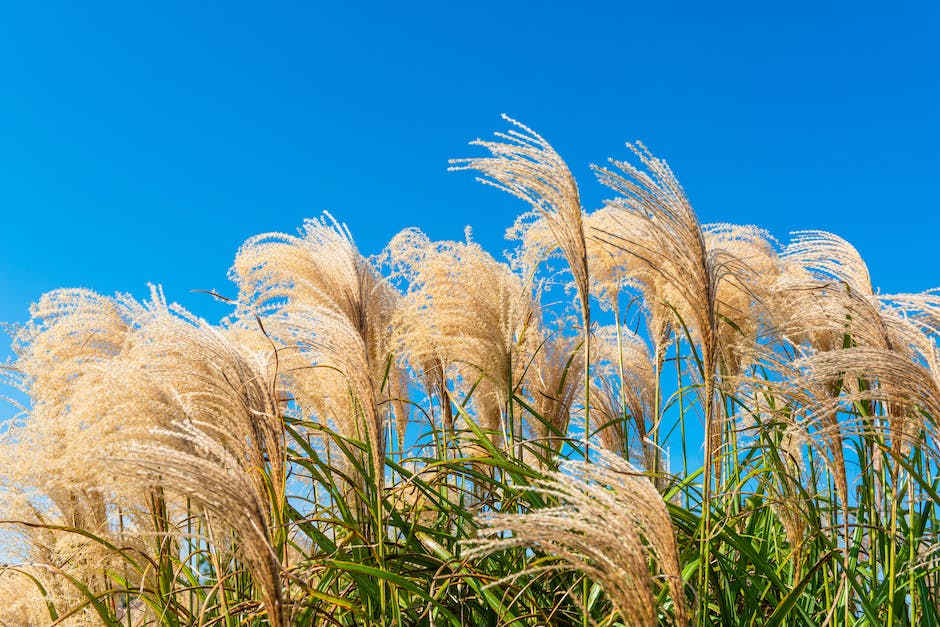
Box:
[231,213,406,478]
[386,228,539,444]
[469,451,687,626]
[117,422,285,626]
[798,342,940,455]
[451,116,592,454]
[772,231,893,351]
[525,322,584,456]
[879,291,940,338]
[0,567,59,625]
[450,115,589,308]
[702,223,782,376]
[784,230,872,296]
[592,144,725,486]
[10,286,288,624]
[592,325,657,467]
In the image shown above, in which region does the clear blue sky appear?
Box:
[1,1,938,362]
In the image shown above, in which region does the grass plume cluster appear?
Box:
[2,117,940,625]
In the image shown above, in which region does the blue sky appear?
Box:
[1,0,938,362]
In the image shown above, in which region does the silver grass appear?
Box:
[0,567,51,625]
[526,322,584,455]
[386,227,539,445]
[116,306,288,624]
[702,223,783,376]
[586,206,673,359]
[231,213,406,479]
[771,233,927,466]
[468,450,687,626]
[784,230,873,296]
[10,288,138,493]
[0,489,107,610]
[731,335,867,549]
[798,341,940,455]
[592,145,725,485]
[449,115,589,316]
[116,421,285,626]
[451,116,592,452]
[772,230,909,355]
[592,325,657,467]
[9,286,288,624]
[881,291,940,338]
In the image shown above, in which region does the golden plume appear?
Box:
[386,227,539,446]
[451,116,592,454]
[231,213,407,480]
[469,451,687,626]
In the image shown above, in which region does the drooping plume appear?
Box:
[591,144,725,483]
[451,116,593,452]
[592,325,657,467]
[9,287,288,624]
[702,223,782,376]
[469,451,687,627]
[449,115,589,309]
[114,299,288,625]
[231,213,407,474]
[525,320,585,455]
[386,227,539,443]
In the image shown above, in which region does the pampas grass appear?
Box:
[2,118,940,626]
[468,451,686,627]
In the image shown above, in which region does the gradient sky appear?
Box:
[1,1,938,367]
